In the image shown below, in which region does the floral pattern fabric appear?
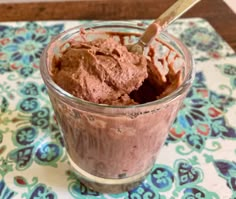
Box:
[0,18,235,199]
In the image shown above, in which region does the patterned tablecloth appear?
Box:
[0,18,236,199]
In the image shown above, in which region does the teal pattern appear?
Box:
[216,63,236,89]
[14,176,57,199]
[0,180,16,198]
[0,18,236,198]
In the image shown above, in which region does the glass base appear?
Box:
[67,155,150,193]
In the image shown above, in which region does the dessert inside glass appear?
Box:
[40,21,194,193]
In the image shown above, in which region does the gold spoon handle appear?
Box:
[140,0,201,45]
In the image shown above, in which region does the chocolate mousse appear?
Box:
[51,38,147,105]
[51,36,183,106]
[47,30,187,186]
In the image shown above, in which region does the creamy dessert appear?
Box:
[51,36,183,106]
[51,37,147,105]
[48,30,186,183]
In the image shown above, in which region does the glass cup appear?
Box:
[40,21,194,193]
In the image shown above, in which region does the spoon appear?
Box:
[129,0,201,54]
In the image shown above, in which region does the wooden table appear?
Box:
[0,0,236,51]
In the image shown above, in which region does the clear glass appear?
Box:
[40,21,194,193]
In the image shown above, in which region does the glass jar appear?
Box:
[40,21,194,193]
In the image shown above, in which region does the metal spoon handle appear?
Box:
[155,0,201,26]
[140,0,201,45]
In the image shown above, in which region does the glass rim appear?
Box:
[40,20,195,110]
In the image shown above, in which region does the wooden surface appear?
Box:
[0,0,236,51]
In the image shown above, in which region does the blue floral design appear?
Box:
[18,97,39,112]
[0,180,16,198]
[174,159,203,188]
[67,171,101,198]
[28,183,57,199]
[0,22,64,75]
[149,165,174,192]
[128,183,159,199]
[167,72,236,153]
[30,107,50,129]
[203,155,236,198]
[20,82,39,96]
[216,63,236,89]
[35,143,61,163]
[9,146,34,170]
[180,27,221,51]
[15,126,38,145]
[0,19,236,199]
[19,67,34,78]
[0,25,15,38]
[182,186,220,199]
[4,32,48,65]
